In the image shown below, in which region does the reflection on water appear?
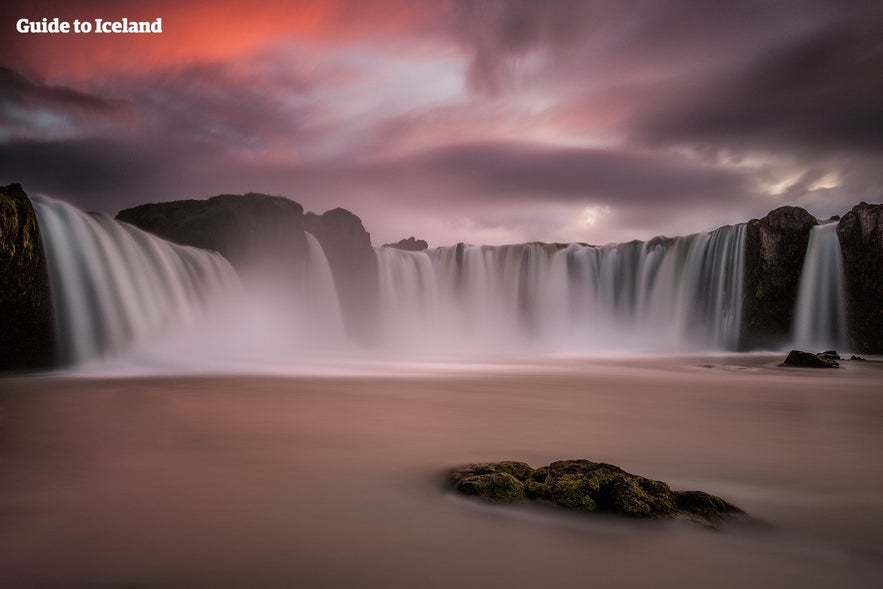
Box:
[0,356,881,588]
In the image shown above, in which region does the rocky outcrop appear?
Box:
[0,184,55,369]
[742,206,817,350]
[383,236,428,251]
[450,459,742,528]
[304,209,379,340]
[117,193,308,282]
[779,349,839,368]
[837,202,883,353]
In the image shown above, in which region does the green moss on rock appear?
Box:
[450,462,532,503]
[450,459,742,527]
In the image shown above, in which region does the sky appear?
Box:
[1,0,881,247]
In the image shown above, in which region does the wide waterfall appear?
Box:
[29,195,759,363]
[375,224,746,352]
[793,223,847,350]
[33,197,240,365]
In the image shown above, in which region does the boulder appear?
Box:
[837,202,883,353]
[383,236,428,251]
[741,206,817,350]
[0,184,56,369]
[450,459,742,527]
[779,349,839,368]
[304,208,379,340]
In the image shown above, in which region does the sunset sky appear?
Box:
[2,0,881,246]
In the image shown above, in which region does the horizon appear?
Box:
[14,182,871,250]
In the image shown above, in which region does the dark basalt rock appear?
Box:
[383,236,428,251]
[450,459,742,528]
[304,208,379,341]
[0,184,56,369]
[117,193,308,279]
[742,206,817,350]
[779,349,839,368]
[837,202,883,354]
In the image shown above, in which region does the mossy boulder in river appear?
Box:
[449,459,742,527]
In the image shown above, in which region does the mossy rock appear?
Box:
[450,459,742,527]
[450,462,533,503]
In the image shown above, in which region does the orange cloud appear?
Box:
[5,0,442,80]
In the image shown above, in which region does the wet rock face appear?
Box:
[742,206,817,350]
[837,202,883,353]
[450,459,742,527]
[0,184,55,369]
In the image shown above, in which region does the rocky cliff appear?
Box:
[117,195,379,340]
[837,202,883,353]
[383,236,428,251]
[741,206,817,350]
[0,184,55,369]
[117,193,308,279]
[304,208,379,340]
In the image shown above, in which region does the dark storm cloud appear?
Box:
[392,141,749,206]
[0,67,131,139]
[451,0,883,154]
[0,138,187,210]
[634,20,883,153]
[0,67,115,112]
[122,60,324,155]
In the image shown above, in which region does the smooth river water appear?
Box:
[1,355,881,588]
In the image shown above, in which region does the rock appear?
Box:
[779,349,839,368]
[818,350,841,360]
[837,202,883,354]
[450,462,532,503]
[304,208,379,340]
[0,183,56,369]
[850,355,867,361]
[449,459,742,527]
[742,206,818,350]
[117,193,308,283]
[383,236,428,251]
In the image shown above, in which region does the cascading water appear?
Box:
[302,232,345,344]
[792,223,848,350]
[30,193,752,364]
[374,224,746,352]
[33,197,240,365]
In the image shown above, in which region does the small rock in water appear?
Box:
[850,355,867,361]
[779,349,839,368]
[449,459,743,528]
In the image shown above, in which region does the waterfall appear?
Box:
[33,197,240,365]
[303,232,345,344]
[374,224,746,352]
[30,193,751,364]
[793,223,847,350]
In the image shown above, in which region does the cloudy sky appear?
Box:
[1,0,881,246]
